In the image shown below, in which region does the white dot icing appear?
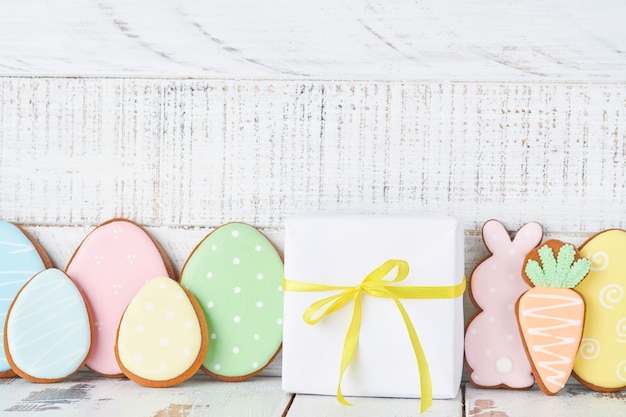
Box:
[179,222,284,378]
[116,277,203,382]
[495,356,514,374]
[65,220,171,376]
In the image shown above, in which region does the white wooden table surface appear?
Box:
[1,1,626,416]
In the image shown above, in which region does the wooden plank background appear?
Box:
[2,79,625,232]
[1,1,625,80]
[1,1,626,415]
[2,77,625,382]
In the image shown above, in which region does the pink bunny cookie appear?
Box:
[465,220,543,389]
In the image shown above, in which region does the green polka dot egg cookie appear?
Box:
[181,223,284,381]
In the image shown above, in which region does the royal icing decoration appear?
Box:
[465,220,542,388]
[66,219,173,377]
[5,268,91,382]
[574,229,626,390]
[0,221,50,377]
[180,223,284,380]
[517,240,590,395]
[116,277,207,387]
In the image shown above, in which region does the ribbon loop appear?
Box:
[283,259,466,415]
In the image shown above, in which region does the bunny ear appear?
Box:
[512,222,544,252]
[482,219,512,251]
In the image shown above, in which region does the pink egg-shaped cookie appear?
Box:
[66,219,174,377]
[465,220,543,389]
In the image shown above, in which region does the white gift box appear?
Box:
[282,214,464,401]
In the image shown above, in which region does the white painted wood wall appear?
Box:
[1,1,625,415]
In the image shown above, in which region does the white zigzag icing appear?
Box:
[521,292,583,388]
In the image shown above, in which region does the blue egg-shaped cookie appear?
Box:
[0,221,50,377]
[181,223,284,380]
[5,268,92,382]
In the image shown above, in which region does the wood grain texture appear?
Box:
[287,390,462,417]
[465,385,626,417]
[0,374,291,416]
[1,1,625,79]
[2,2,626,414]
[1,78,625,233]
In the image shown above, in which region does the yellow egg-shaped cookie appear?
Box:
[115,277,207,387]
[574,229,626,391]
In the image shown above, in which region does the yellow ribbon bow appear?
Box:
[283,259,466,414]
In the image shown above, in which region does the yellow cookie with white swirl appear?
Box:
[115,277,208,387]
[574,229,626,391]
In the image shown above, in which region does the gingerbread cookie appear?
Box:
[574,229,626,391]
[0,221,51,378]
[180,223,283,381]
[465,220,542,389]
[4,268,92,382]
[517,240,591,395]
[66,219,174,377]
[115,277,207,387]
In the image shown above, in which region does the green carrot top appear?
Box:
[524,243,591,288]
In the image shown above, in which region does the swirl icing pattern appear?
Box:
[616,318,626,343]
[5,268,92,382]
[578,338,600,360]
[574,229,626,390]
[588,252,609,271]
[0,221,49,377]
[598,284,623,309]
[617,360,626,382]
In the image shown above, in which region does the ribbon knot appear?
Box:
[283,259,466,414]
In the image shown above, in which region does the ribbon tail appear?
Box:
[391,298,432,414]
[336,292,362,406]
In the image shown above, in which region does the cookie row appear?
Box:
[465,220,626,395]
[0,219,284,387]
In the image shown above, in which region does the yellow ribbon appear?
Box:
[283,259,466,414]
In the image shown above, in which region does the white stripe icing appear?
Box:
[0,240,35,255]
[5,269,91,379]
[0,222,48,373]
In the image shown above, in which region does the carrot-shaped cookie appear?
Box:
[516,240,591,395]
